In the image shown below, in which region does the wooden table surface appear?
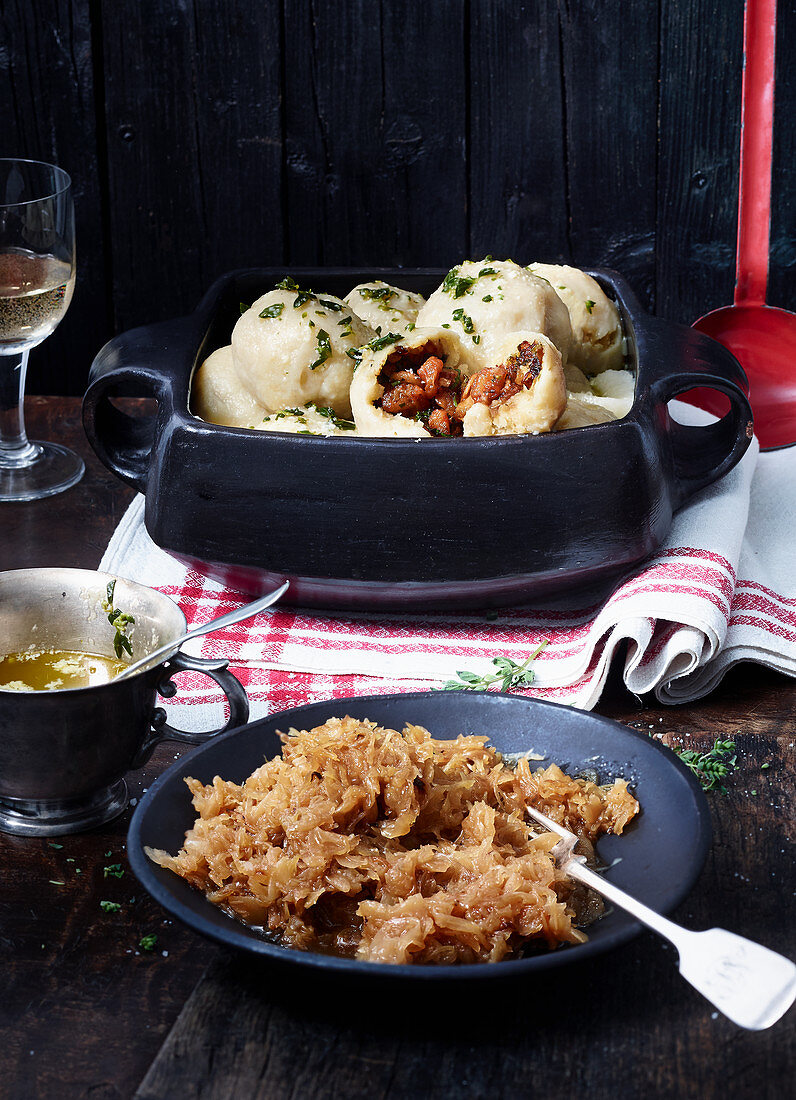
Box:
[2,398,794,1100]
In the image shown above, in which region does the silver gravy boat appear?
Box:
[0,567,248,835]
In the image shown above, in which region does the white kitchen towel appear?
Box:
[100,404,796,730]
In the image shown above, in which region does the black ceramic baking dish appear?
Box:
[83,267,753,611]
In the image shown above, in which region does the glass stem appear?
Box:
[0,349,40,468]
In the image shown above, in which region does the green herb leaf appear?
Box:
[104,863,124,879]
[239,301,249,315]
[275,276,299,292]
[672,739,738,792]
[259,302,284,319]
[442,267,477,298]
[479,267,497,277]
[309,329,332,370]
[438,642,548,693]
[452,307,475,334]
[102,581,136,660]
[319,298,343,311]
[48,842,64,850]
[139,933,158,952]
[358,286,394,301]
[585,299,595,314]
[100,900,121,913]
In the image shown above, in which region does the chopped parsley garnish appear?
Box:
[102,580,135,660]
[338,315,353,326]
[275,276,299,292]
[139,934,158,952]
[482,294,493,303]
[310,404,356,431]
[405,322,416,331]
[319,298,343,311]
[346,347,363,363]
[472,334,481,344]
[479,266,497,277]
[347,332,403,366]
[309,329,332,370]
[103,863,124,879]
[452,307,475,334]
[359,286,394,301]
[239,301,249,315]
[672,739,738,792]
[100,900,121,913]
[442,267,477,298]
[48,842,63,850]
[258,302,284,319]
[439,643,548,693]
[585,299,595,314]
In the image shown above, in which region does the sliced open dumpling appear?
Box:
[191,345,268,428]
[345,281,425,336]
[350,327,476,437]
[416,259,573,369]
[232,280,374,417]
[457,333,567,437]
[528,263,623,374]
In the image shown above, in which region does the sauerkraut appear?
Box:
[148,717,639,965]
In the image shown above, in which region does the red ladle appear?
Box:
[693,0,796,451]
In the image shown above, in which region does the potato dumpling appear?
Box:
[459,332,566,437]
[232,281,374,417]
[191,345,268,428]
[345,281,425,336]
[350,327,476,438]
[529,263,623,373]
[416,259,573,369]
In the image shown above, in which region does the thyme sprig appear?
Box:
[672,738,738,792]
[102,580,135,660]
[439,642,548,693]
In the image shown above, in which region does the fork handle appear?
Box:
[564,855,684,944]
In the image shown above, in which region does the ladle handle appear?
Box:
[734,0,776,307]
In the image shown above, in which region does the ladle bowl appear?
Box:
[693,304,796,451]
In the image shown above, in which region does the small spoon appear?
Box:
[692,0,796,451]
[526,802,796,1030]
[115,580,290,681]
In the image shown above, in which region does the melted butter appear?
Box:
[0,649,127,692]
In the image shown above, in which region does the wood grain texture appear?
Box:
[100,0,283,334]
[283,0,468,267]
[468,0,569,264]
[559,0,659,308]
[135,671,796,1100]
[769,0,795,310]
[0,0,109,395]
[656,0,745,323]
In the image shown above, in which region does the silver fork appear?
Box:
[526,803,796,1030]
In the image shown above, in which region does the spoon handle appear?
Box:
[735,0,777,306]
[564,855,796,1031]
[117,580,289,680]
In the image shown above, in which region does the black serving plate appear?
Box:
[128,691,711,980]
[83,267,753,610]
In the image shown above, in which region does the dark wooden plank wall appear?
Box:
[1,0,792,396]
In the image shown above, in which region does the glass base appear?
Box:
[0,441,85,501]
[0,780,128,836]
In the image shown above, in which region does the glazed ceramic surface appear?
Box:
[83,268,753,610]
[128,691,711,981]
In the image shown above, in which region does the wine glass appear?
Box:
[0,158,84,500]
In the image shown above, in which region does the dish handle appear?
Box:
[82,317,197,493]
[131,652,250,768]
[650,325,754,508]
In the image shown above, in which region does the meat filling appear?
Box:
[376,338,545,436]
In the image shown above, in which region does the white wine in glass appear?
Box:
[0,158,83,501]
